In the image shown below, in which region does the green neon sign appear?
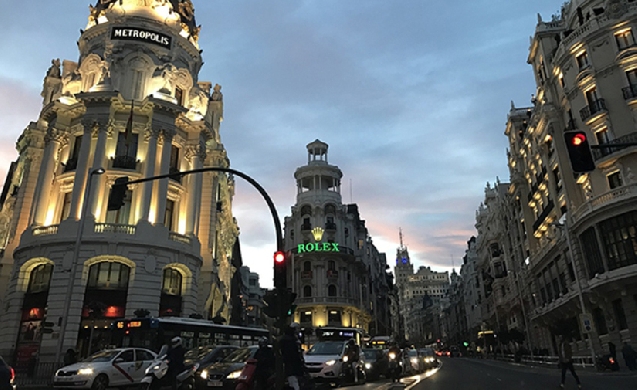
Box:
[297,242,339,253]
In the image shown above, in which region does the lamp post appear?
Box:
[554,217,596,364]
[55,167,105,364]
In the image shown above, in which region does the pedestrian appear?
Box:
[280,324,305,390]
[63,348,77,367]
[254,337,275,390]
[622,342,637,371]
[558,335,581,389]
[0,357,12,390]
[166,337,186,390]
[608,341,617,360]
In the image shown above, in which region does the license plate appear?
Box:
[207,380,223,387]
[56,377,75,382]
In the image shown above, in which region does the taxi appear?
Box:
[53,348,156,390]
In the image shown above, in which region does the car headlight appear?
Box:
[77,368,94,375]
[388,352,396,360]
[411,358,418,363]
[226,370,242,380]
[324,360,336,366]
[200,370,207,379]
[364,363,371,369]
[342,356,349,363]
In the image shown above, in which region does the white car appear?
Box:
[53,348,156,390]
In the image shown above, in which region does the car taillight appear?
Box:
[609,357,615,364]
[10,367,15,381]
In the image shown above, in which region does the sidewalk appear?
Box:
[482,355,637,377]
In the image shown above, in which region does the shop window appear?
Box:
[300,311,312,324]
[328,310,341,324]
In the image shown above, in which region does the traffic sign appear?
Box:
[580,313,593,333]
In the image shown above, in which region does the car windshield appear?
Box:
[83,350,120,363]
[421,348,434,356]
[222,348,255,363]
[362,349,377,361]
[408,350,418,357]
[185,346,217,361]
[306,342,344,356]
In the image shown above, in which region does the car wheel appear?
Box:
[91,374,109,390]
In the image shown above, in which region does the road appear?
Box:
[343,358,637,390]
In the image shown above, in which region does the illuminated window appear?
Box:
[595,127,610,144]
[59,192,72,223]
[175,87,184,106]
[165,199,175,230]
[300,311,312,323]
[615,29,635,50]
[576,51,590,70]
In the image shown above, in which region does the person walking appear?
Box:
[280,325,305,390]
[254,337,275,390]
[0,357,13,390]
[166,337,186,390]
[63,348,77,366]
[622,342,637,371]
[558,335,581,389]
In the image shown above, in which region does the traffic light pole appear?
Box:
[110,167,289,389]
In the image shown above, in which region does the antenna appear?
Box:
[399,228,404,249]
[349,179,353,203]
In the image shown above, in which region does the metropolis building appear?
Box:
[0,0,240,363]
[284,140,393,339]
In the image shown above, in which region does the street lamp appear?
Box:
[553,218,596,364]
[55,167,105,364]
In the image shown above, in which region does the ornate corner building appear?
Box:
[283,140,393,338]
[504,0,637,355]
[0,0,239,363]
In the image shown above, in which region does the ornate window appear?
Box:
[303,285,312,298]
[87,262,130,290]
[303,261,311,272]
[27,264,53,294]
[162,268,183,296]
[328,284,337,297]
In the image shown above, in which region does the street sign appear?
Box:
[580,313,593,333]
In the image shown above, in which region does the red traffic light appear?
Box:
[274,251,285,264]
[571,133,586,146]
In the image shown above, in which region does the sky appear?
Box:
[0,0,563,288]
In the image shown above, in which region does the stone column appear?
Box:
[33,127,65,226]
[88,122,109,219]
[185,145,204,234]
[68,119,95,220]
[193,144,205,235]
[139,127,161,221]
[155,129,175,225]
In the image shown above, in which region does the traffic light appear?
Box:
[564,131,595,173]
[262,289,279,319]
[41,320,55,334]
[107,176,129,210]
[274,250,288,290]
[283,289,297,317]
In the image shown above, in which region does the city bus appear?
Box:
[110,317,269,352]
[315,327,365,346]
[367,335,393,349]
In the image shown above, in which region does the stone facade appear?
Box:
[284,140,393,339]
[0,0,238,364]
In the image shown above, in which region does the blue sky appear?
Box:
[0,1,562,288]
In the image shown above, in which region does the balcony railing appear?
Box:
[111,155,138,170]
[301,270,312,279]
[32,225,59,236]
[592,132,637,161]
[579,98,607,122]
[325,222,337,230]
[327,270,338,279]
[301,223,312,231]
[622,84,637,100]
[572,183,637,224]
[296,296,358,305]
[94,223,136,235]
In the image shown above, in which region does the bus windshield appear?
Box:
[306,341,344,356]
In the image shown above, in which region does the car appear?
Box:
[362,348,387,381]
[304,340,365,386]
[194,346,258,390]
[417,348,438,369]
[53,348,156,390]
[405,349,423,374]
[449,346,462,357]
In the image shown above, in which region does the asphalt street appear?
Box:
[408,358,637,390]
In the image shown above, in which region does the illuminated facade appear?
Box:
[503,0,637,356]
[284,140,392,337]
[0,0,239,363]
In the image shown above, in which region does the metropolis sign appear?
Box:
[297,242,339,254]
[111,27,172,49]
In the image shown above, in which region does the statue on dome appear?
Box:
[89,0,117,24]
[45,59,62,79]
[211,84,223,102]
[170,0,200,40]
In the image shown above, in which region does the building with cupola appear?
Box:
[283,140,393,340]
[0,0,239,364]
